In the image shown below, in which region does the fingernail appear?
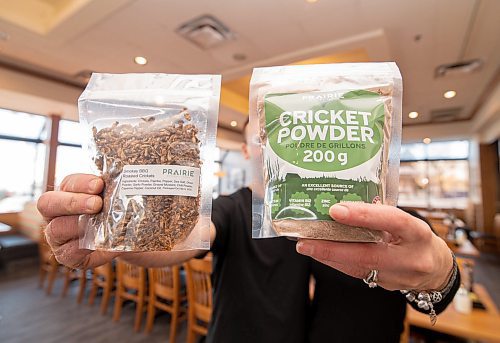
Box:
[86,197,96,211]
[330,204,349,220]
[89,179,100,192]
[296,241,313,255]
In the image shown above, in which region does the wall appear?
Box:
[0,66,80,119]
[402,121,472,143]
[0,66,243,151]
[478,141,500,233]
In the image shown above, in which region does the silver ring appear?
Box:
[363,269,378,288]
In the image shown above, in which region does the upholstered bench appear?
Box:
[0,234,38,267]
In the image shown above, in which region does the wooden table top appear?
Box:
[407,284,500,342]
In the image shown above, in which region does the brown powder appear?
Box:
[272,219,383,242]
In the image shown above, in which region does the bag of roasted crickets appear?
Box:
[78,73,220,251]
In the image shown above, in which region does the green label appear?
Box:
[264,90,385,221]
[264,90,385,172]
[270,174,380,220]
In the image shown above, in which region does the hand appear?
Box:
[37,174,121,269]
[296,203,454,291]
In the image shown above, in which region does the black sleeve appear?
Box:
[210,195,235,254]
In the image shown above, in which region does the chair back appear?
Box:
[117,260,145,290]
[185,258,212,324]
[149,266,180,300]
[93,263,114,284]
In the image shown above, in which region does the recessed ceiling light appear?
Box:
[134,56,148,65]
[408,111,419,119]
[423,137,432,144]
[443,90,456,99]
[306,0,319,3]
[230,120,238,127]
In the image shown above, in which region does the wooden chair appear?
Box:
[113,260,147,332]
[38,235,60,295]
[184,258,213,343]
[61,267,87,303]
[145,266,186,343]
[89,263,115,314]
[399,316,410,343]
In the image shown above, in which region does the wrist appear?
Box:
[432,250,454,291]
[401,250,460,325]
[421,238,455,291]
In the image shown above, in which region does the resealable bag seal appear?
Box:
[250,62,402,242]
[78,73,220,251]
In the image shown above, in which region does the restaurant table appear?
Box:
[447,239,481,258]
[0,196,30,228]
[417,210,449,221]
[407,284,500,342]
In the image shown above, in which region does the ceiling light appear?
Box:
[230,120,238,127]
[423,137,432,144]
[134,56,148,65]
[408,111,419,119]
[443,90,456,99]
[306,0,319,3]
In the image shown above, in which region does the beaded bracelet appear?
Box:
[400,252,458,325]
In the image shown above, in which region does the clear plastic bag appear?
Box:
[250,63,402,242]
[78,73,220,251]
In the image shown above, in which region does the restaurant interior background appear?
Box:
[0,0,499,342]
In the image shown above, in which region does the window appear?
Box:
[0,109,46,139]
[55,119,94,185]
[209,148,251,198]
[58,119,86,146]
[400,140,469,161]
[398,140,470,209]
[0,109,47,199]
[0,111,97,200]
[217,149,248,196]
[55,145,94,185]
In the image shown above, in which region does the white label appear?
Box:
[119,165,200,197]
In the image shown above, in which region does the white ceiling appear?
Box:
[0,0,499,138]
